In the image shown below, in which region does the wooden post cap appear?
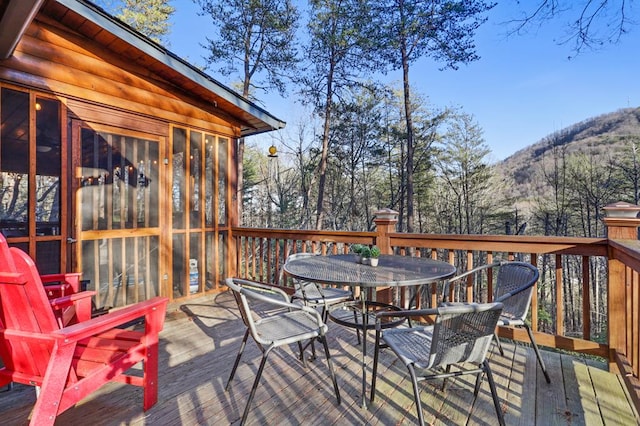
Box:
[373,209,399,222]
[603,202,640,239]
[603,202,640,218]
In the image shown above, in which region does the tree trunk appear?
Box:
[400,22,414,233]
[237,74,251,225]
[315,61,335,230]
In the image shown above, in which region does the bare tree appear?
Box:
[510,1,635,53]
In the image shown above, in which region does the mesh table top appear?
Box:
[283,254,456,288]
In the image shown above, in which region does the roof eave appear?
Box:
[0,0,45,59]
[56,0,285,135]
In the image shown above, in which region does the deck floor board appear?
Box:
[0,292,637,425]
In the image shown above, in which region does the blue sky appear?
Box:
[169,1,639,162]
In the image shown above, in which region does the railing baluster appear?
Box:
[530,253,538,333]
[582,256,590,340]
[632,268,639,378]
[556,254,564,336]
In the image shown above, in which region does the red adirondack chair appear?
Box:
[0,234,169,425]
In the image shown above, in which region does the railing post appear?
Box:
[373,208,398,255]
[604,202,640,372]
[373,209,398,304]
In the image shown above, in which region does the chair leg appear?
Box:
[144,331,161,410]
[299,337,321,367]
[493,331,505,356]
[320,335,341,404]
[483,360,505,426]
[472,369,483,397]
[408,364,425,426]
[310,337,317,361]
[524,323,551,383]
[441,364,452,391]
[240,347,272,426]
[370,330,382,403]
[226,328,250,391]
[353,309,362,345]
[297,341,307,367]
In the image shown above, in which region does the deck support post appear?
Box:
[604,202,640,372]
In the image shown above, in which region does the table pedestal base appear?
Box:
[329,300,407,408]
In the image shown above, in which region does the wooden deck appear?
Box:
[1,292,638,425]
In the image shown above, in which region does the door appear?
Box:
[71,120,164,309]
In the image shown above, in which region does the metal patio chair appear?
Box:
[224,278,341,425]
[443,261,551,383]
[370,302,505,426]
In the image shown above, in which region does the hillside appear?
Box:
[495,107,640,204]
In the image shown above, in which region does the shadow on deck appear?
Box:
[1,292,637,425]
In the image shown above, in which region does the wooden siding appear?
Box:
[0,16,240,138]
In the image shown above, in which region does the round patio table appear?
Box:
[283,253,456,408]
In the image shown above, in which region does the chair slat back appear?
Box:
[494,262,539,321]
[430,302,503,368]
[0,235,60,380]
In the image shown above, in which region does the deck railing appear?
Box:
[228,211,640,411]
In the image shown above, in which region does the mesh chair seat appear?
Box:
[255,310,327,345]
[381,326,434,367]
[498,314,524,326]
[293,284,352,305]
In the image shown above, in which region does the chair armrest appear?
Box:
[494,290,519,303]
[54,296,168,342]
[42,273,82,295]
[442,262,504,302]
[375,308,439,330]
[376,308,439,319]
[376,302,504,331]
[225,278,323,325]
[0,272,26,285]
[43,284,70,298]
[41,272,82,285]
[236,280,291,303]
[50,291,96,325]
[49,291,96,310]
[445,262,501,284]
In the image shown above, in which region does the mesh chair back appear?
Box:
[285,253,324,299]
[494,262,539,321]
[430,302,503,368]
[227,279,253,329]
[226,278,292,344]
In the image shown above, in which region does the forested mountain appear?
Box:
[495,107,640,229]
